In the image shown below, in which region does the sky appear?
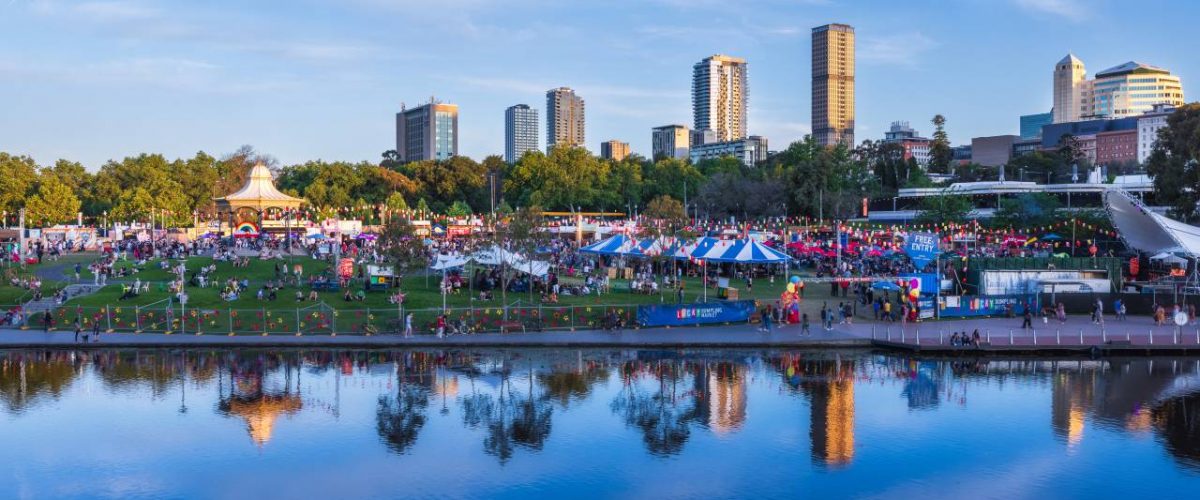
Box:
[1,0,1198,170]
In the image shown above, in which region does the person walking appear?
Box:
[403,312,414,338]
[436,314,446,338]
[43,310,53,333]
[92,318,101,343]
[74,320,81,343]
[1021,308,1033,329]
[760,306,773,333]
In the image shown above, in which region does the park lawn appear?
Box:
[18,255,842,334]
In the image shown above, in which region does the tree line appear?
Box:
[4,106,1196,227]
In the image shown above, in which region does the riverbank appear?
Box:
[4,314,1200,355]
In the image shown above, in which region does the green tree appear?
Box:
[916,193,973,224]
[385,192,409,212]
[928,114,953,174]
[0,153,39,215]
[447,200,472,217]
[1146,104,1200,220]
[379,217,428,282]
[643,195,686,222]
[25,175,81,226]
[992,192,1061,229]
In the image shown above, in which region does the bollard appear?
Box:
[1033,329,1038,345]
[1127,329,1131,342]
[1102,328,1107,343]
[939,329,944,345]
[901,329,906,343]
[1150,329,1154,345]
[1175,328,1180,345]
[1056,329,1060,345]
[1009,329,1014,345]
[1080,329,1084,345]
[986,329,991,344]
[1196,328,1199,345]
[872,325,876,340]
[106,305,112,333]
[887,326,892,342]
[916,328,921,345]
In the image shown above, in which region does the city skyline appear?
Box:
[1,0,1197,168]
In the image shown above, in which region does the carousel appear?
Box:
[214,162,306,239]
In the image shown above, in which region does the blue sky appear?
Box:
[1,0,1196,169]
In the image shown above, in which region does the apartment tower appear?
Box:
[692,55,748,143]
[546,87,585,151]
[812,23,855,147]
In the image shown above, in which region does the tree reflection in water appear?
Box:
[610,360,703,457]
[376,355,433,454]
[459,361,552,464]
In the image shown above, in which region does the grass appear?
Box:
[3,253,849,334]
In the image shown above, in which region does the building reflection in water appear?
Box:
[216,355,303,448]
[777,354,856,468]
[2,350,1199,472]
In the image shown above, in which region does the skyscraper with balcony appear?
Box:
[505,104,539,163]
[812,23,855,147]
[546,87,585,151]
[692,55,748,143]
[395,99,458,162]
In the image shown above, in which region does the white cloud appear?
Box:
[858,32,937,67]
[1013,0,1088,22]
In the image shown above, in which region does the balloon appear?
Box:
[789,275,801,284]
[786,283,796,293]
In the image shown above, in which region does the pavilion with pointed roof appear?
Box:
[214,162,305,236]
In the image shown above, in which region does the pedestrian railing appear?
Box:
[4,302,640,336]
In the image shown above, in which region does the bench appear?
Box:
[500,321,525,334]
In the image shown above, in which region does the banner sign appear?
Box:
[937,294,1038,318]
[906,232,939,269]
[898,273,940,295]
[637,300,757,328]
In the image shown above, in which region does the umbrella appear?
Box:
[1041,233,1064,241]
[356,233,378,240]
[305,233,326,240]
[871,281,901,291]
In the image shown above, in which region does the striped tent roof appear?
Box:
[692,238,791,263]
[578,234,634,255]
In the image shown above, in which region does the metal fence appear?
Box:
[1,302,640,336]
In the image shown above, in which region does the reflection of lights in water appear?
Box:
[222,395,303,447]
[1067,404,1085,448]
[434,372,459,398]
[1125,407,1153,434]
[824,381,855,466]
[707,368,746,436]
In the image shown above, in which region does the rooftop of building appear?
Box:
[700,54,746,64]
[1095,61,1171,78]
[1057,53,1083,66]
[813,23,854,33]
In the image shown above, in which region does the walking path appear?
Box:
[3,314,1200,354]
[0,322,865,348]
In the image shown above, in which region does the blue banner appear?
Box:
[637,301,758,327]
[938,295,1039,318]
[906,232,939,269]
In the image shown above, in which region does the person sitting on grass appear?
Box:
[343,289,353,302]
[308,289,319,302]
[295,290,304,302]
[355,289,366,301]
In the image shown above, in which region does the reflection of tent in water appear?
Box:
[218,393,303,447]
[901,371,941,410]
[217,369,302,448]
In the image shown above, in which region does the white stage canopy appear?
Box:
[1105,189,1200,257]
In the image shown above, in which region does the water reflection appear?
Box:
[1,349,1199,476]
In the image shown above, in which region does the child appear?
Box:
[801,313,811,336]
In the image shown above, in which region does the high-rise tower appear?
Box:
[812,23,855,147]
[692,55,748,143]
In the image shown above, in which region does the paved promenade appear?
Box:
[5,313,1200,355]
[0,322,867,348]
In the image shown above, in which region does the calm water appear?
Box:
[2,349,1199,499]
